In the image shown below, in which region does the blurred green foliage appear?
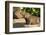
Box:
[21,7,40,17]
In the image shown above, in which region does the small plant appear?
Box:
[21,7,40,17]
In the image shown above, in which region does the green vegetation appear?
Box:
[21,7,40,17]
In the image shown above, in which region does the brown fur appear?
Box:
[29,16,39,25]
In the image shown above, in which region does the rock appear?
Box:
[13,18,26,23]
[15,12,23,19]
[13,7,23,19]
